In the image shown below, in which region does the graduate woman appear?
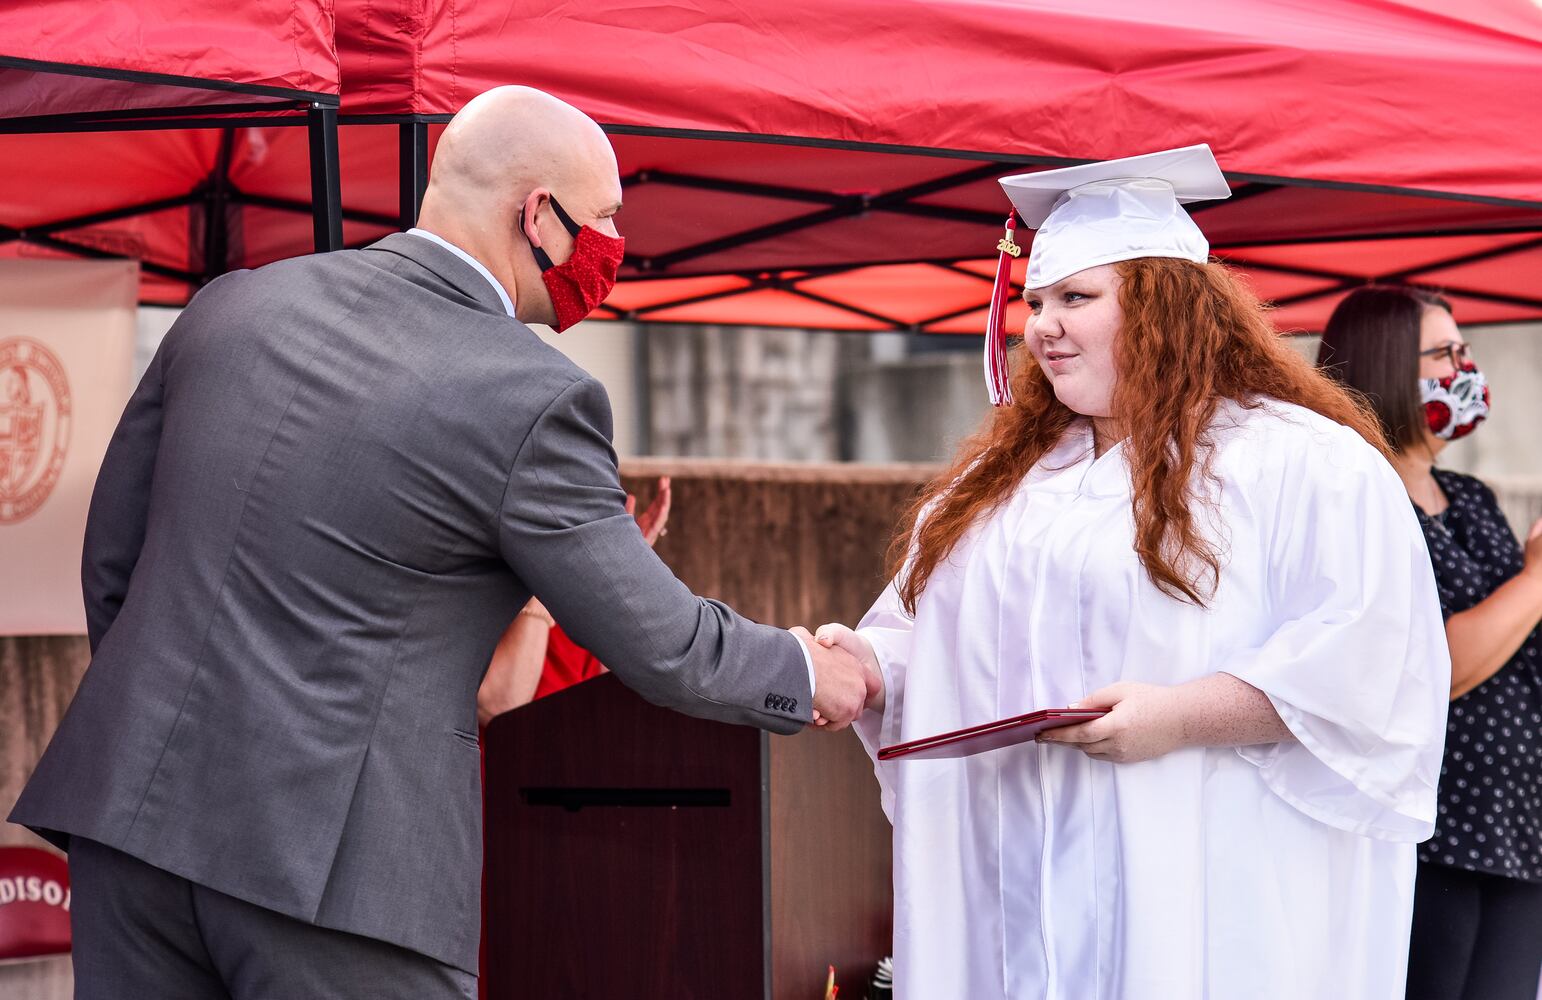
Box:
[817,146,1450,1000]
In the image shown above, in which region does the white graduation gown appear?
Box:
[854,399,1449,1000]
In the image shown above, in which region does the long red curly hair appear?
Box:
[891,257,1387,614]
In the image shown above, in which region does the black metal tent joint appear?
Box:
[0,59,347,296]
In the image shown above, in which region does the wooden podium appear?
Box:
[482,673,893,999]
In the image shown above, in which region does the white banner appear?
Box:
[0,260,137,635]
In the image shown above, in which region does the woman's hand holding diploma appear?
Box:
[1039,674,1292,764]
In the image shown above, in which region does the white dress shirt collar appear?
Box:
[405,228,515,318]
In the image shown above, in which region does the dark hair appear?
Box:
[1316,286,1453,453]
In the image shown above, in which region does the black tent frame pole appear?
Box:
[233,191,398,229]
[0,193,198,240]
[0,60,343,296]
[308,103,343,251]
[0,100,314,133]
[199,127,237,285]
[3,92,1538,319]
[399,122,430,230]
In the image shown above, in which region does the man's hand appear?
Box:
[815,622,885,714]
[1036,682,1189,764]
[792,625,871,731]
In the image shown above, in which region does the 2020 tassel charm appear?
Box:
[984,210,1020,406]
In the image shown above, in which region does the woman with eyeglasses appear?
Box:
[1318,286,1542,1000]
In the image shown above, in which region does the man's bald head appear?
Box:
[428,87,615,212]
[416,86,623,326]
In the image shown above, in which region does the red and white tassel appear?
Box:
[984,210,1020,407]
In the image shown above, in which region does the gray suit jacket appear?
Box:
[9,233,812,973]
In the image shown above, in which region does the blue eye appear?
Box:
[1026,299,1043,313]
[1064,292,1087,303]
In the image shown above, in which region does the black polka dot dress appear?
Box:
[1414,469,1542,881]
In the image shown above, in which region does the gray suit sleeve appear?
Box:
[498,376,812,734]
[81,342,167,653]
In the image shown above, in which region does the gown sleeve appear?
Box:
[853,577,916,822]
[1218,420,1450,843]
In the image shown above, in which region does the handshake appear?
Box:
[791,623,887,732]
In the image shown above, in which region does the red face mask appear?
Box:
[525,196,625,332]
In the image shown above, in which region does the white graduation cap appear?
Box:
[978,145,1231,406]
[1001,144,1231,289]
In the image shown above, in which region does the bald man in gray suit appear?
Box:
[10,87,876,999]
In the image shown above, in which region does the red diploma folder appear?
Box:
[878,708,1108,761]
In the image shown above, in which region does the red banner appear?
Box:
[0,847,71,963]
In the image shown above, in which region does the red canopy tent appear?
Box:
[0,0,335,119]
[3,1,1540,333]
[331,0,1542,333]
[0,0,346,299]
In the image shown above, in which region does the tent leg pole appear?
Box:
[202,127,236,285]
[399,122,429,230]
[308,103,343,252]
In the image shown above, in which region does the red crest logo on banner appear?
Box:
[0,337,72,525]
[0,847,71,963]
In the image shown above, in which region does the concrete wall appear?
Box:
[644,325,842,461]
[534,319,642,458]
[1286,324,1542,536]
[1284,323,1542,479]
[135,309,646,459]
[844,350,991,464]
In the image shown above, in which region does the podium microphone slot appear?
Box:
[520,787,732,812]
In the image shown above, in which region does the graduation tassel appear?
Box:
[984,210,1020,407]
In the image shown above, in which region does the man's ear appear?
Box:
[520,189,548,249]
